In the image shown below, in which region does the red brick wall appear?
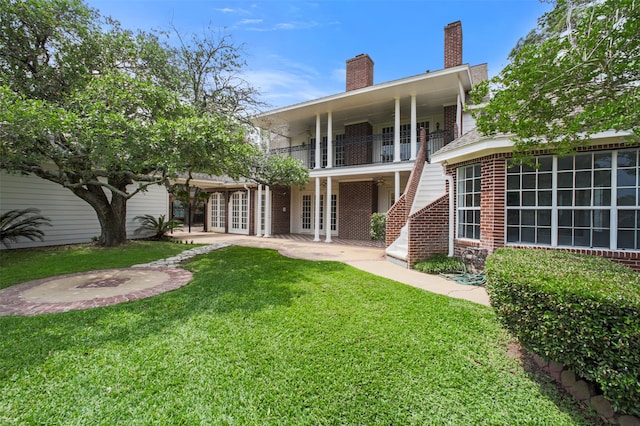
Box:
[339,181,377,240]
[444,105,458,141]
[384,129,428,247]
[479,156,506,251]
[385,194,406,246]
[444,21,462,69]
[407,194,450,268]
[270,185,291,235]
[346,54,374,91]
[344,122,373,165]
[447,150,640,272]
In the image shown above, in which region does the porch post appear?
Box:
[395,171,400,203]
[313,177,321,241]
[315,114,321,169]
[264,185,272,238]
[246,186,251,235]
[410,94,417,160]
[394,97,401,162]
[325,176,332,243]
[457,77,465,137]
[256,184,263,237]
[326,111,333,168]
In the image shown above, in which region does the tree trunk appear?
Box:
[95,192,128,246]
[69,179,130,247]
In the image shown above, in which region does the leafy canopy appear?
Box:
[471,0,640,158]
[0,0,307,246]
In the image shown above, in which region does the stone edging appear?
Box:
[532,354,640,425]
[131,243,230,268]
[0,243,231,316]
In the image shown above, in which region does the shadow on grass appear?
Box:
[0,246,320,377]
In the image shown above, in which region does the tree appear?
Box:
[0,0,306,247]
[471,0,640,158]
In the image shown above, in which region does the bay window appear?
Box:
[506,148,640,250]
[457,164,481,240]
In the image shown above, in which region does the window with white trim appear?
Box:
[457,164,481,240]
[506,148,640,250]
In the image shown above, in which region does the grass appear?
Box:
[0,240,197,289]
[0,245,597,424]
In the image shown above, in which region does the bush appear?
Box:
[414,253,464,274]
[134,214,182,240]
[370,212,386,241]
[486,248,640,416]
[0,208,51,248]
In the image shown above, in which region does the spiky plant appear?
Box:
[134,214,182,240]
[0,208,52,248]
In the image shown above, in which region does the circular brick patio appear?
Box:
[0,267,192,316]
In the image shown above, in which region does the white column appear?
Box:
[457,78,465,136]
[326,111,333,168]
[395,171,401,202]
[394,97,401,162]
[246,186,251,235]
[325,176,332,243]
[313,177,321,241]
[410,94,417,160]
[315,114,321,169]
[264,185,272,238]
[256,184,263,237]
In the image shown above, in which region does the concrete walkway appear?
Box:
[0,233,489,316]
[173,232,491,306]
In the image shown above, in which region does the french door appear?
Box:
[229,191,249,234]
[210,192,225,232]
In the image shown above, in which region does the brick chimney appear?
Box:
[444,21,462,68]
[346,54,374,91]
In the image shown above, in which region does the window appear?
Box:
[506,148,640,250]
[382,122,428,162]
[309,136,328,168]
[617,149,640,249]
[334,134,345,167]
[331,194,337,231]
[457,164,481,239]
[506,156,553,245]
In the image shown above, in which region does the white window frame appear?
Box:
[457,163,481,240]
[505,148,640,251]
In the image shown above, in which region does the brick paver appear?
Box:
[0,267,192,317]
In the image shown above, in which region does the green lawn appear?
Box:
[0,245,596,424]
[0,241,196,289]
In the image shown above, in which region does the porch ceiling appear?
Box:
[253,65,472,140]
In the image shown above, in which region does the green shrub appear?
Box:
[414,253,464,274]
[1,208,51,248]
[485,248,640,416]
[370,212,386,241]
[134,214,182,240]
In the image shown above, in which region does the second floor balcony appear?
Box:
[270,130,452,169]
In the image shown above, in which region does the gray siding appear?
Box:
[0,172,169,249]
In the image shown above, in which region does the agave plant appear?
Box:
[0,208,52,248]
[134,214,182,240]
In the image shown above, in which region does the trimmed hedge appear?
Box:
[485,248,640,416]
[414,253,464,274]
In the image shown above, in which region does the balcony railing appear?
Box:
[270,130,453,169]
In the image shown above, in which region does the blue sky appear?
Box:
[86,0,552,109]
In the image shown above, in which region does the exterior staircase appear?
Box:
[385,162,447,267]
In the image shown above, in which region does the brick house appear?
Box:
[427,130,640,271]
[202,21,489,244]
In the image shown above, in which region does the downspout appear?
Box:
[442,164,454,257]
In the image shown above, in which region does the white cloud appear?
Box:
[239,19,263,25]
[243,68,340,109]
